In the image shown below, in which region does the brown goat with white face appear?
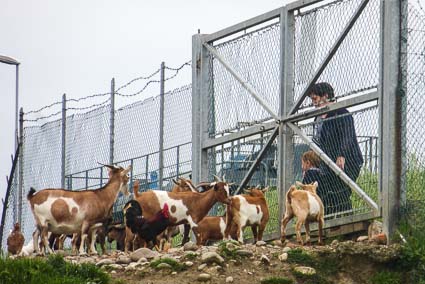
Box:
[28,164,131,255]
[281,181,325,245]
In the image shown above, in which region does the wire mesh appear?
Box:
[209,20,281,135]
[294,0,380,109]
[400,0,425,233]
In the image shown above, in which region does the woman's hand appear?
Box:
[336,156,345,170]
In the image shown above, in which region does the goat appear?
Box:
[280,181,325,245]
[193,215,238,245]
[107,223,126,251]
[133,180,231,242]
[224,187,270,243]
[27,164,131,255]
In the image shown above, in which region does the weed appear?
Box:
[217,240,242,260]
[370,271,402,284]
[287,248,315,267]
[260,276,294,284]
[149,257,186,272]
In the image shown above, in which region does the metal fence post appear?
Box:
[110,78,115,165]
[192,34,210,184]
[18,108,24,225]
[61,94,66,189]
[159,62,165,190]
[380,0,402,242]
[278,7,295,225]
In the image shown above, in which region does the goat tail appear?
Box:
[27,187,37,200]
[286,185,296,204]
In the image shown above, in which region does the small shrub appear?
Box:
[217,240,242,260]
[149,257,186,272]
[287,248,315,266]
[370,271,402,284]
[260,276,294,284]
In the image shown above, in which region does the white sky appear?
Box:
[0,0,291,217]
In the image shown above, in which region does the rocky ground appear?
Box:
[59,238,401,284]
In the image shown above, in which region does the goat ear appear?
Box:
[295,181,303,187]
[312,181,318,187]
[123,165,131,174]
[262,186,270,193]
[210,181,217,189]
[213,175,221,182]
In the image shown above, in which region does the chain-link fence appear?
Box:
[1,0,423,251]
[400,0,425,235]
[0,62,192,250]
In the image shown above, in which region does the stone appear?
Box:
[278,252,288,261]
[197,273,212,282]
[282,247,291,253]
[236,250,253,257]
[116,255,132,264]
[294,266,316,275]
[201,251,224,265]
[106,264,124,270]
[260,254,270,265]
[130,248,160,261]
[156,263,172,270]
[256,240,267,246]
[96,258,114,266]
[226,276,234,283]
[183,241,198,251]
[198,263,207,271]
[185,261,194,267]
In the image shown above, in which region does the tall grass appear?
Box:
[0,254,110,284]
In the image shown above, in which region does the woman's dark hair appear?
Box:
[309,82,335,101]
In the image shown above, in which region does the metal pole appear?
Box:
[380,0,402,242]
[61,94,66,188]
[110,78,115,165]
[159,62,165,190]
[18,108,24,225]
[176,145,180,178]
[15,64,20,151]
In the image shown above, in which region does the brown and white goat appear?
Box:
[133,180,231,240]
[280,181,324,245]
[224,187,270,243]
[194,215,238,245]
[27,164,131,255]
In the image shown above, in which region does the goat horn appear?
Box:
[97,162,116,169]
[172,179,179,185]
[195,182,210,188]
[213,175,222,182]
[222,174,226,182]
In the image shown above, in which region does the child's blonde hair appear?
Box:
[302,150,320,168]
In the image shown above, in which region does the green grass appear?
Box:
[260,277,294,284]
[0,254,110,284]
[370,271,402,284]
[149,257,186,272]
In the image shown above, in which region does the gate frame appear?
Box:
[192,0,402,240]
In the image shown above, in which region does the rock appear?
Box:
[331,239,339,246]
[116,255,132,264]
[137,257,148,264]
[260,254,270,265]
[130,248,160,261]
[197,273,212,282]
[226,276,234,283]
[183,241,198,251]
[125,262,144,271]
[278,252,288,261]
[106,264,124,270]
[156,263,172,270]
[198,263,207,271]
[185,261,194,267]
[271,239,282,246]
[201,251,224,265]
[357,236,369,242]
[256,241,267,246]
[236,250,253,257]
[294,266,316,275]
[225,242,240,251]
[96,258,115,266]
[78,257,96,264]
[282,247,291,253]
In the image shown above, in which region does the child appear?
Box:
[301,150,325,207]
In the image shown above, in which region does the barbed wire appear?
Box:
[67,92,111,104]
[25,101,62,115]
[115,68,162,93]
[23,110,62,122]
[67,98,111,111]
[164,60,191,71]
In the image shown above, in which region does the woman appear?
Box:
[309,82,363,214]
